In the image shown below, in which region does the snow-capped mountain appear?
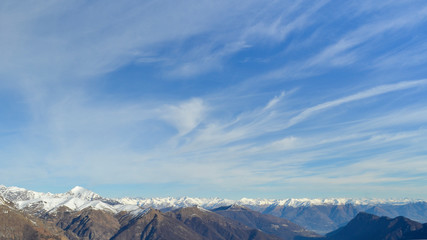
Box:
[117,196,235,210]
[116,196,421,210]
[66,186,103,201]
[1,184,427,234]
[0,185,142,215]
[0,184,423,212]
[0,196,7,206]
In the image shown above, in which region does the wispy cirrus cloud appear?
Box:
[255,3,427,82]
[1,0,427,198]
[150,79,427,195]
[287,79,427,127]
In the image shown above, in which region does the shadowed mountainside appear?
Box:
[213,205,321,240]
[168,206,282,240]
[326,212,426,240]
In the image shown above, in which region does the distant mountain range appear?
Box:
[0,193,318,239]
[1,185,427,239]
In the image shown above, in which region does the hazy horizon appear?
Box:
[1,1,427,199]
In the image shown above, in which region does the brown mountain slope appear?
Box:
[0,197,67,240]
[46,207,120,240]
[168,206,281,240]
[111,208,204,240]
[212,205,321,240]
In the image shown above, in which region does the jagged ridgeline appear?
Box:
[1,185,427,239]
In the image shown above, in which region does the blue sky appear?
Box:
[1,0,427,199]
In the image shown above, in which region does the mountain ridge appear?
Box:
[326,212,426,240]
[2,185,427,234]
[2,185,424,209]
[2,186,427,239]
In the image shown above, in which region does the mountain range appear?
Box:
[1,185,427,239]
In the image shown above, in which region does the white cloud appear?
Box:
[287,79,427,127]
[255,4,427,82]
[264,91,285,110]
[308,6,427,67]
[167,41,251,77]
[161,98,206,136]
[0,0,265,85]
[264,136,299,151]
[243,0,329,42]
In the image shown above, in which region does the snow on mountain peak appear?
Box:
[0,184,425,218]
[0,185,143,215]
[67,186,101,200]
